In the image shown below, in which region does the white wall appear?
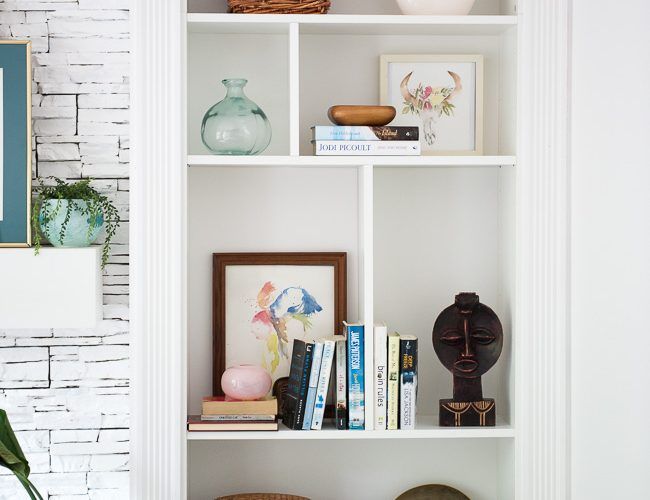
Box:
[571,1,650,498]
[0,1,130,498]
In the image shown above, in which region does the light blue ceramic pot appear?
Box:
[39,199,104,248]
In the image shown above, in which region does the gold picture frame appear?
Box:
[0,40,31,247]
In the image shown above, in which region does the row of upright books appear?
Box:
[284,323,419,431]
[312,126,421,156]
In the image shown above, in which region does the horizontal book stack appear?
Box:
[312,126,421,156]
[187,396,278,431]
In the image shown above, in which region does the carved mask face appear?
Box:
[432,293,503,379]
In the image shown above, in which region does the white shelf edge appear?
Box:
[187,155,516,167]
[186,417,514,441]
[188,13,518,27]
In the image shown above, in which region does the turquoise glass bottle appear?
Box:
[200,78,272,155]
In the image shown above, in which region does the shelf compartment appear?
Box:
[187,154,516,167]
[374,166,515,425]
[186,415,514,440]
[187,166,363,415]
[188,436,512,499]
[187,31,290,156]
[300,33,513,156]
[188,14,518,36]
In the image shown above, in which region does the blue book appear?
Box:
[345,322,365,430]
[312,126,419,141]
[302,342,324,430]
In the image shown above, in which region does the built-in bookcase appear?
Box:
[185,1,518,498]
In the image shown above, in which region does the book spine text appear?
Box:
[311,340,335,430]
[335,337,348,430]
[387,333,400,430]
[303,342,324,430]
[399,337,418,430]
[347,324,365,430]
[374,324,388,430]
[312,126,419,141]
[313,140,421,156]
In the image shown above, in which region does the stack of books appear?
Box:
[187,396,278,432]
[311,126,421,156]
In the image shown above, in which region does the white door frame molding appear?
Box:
[130,0,187,499]
[515,0,571,498]
[130,1,571,498]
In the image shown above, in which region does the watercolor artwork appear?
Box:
[381,55,483,155]
[224,265,336,383]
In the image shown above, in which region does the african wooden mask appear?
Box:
[433,292,503,402]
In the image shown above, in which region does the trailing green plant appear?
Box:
[31,177,120,269]
[0,409,43,499]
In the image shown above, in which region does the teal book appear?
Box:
[345,322,365,430]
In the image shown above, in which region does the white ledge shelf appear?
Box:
[187,416,514,441]
[188,13,518,36]
[0,247,102,329]
[187,154,516,167]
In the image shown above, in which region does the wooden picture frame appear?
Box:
[380,54,484,156]
[0,40,32,247]
[213,252,347,396]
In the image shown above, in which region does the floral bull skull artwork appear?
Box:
[400,70,463,147]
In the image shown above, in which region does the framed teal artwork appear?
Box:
[0,41,31,247]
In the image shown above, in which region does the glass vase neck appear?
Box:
[222,78,247,97]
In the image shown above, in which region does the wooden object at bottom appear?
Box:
[439,399,496,427]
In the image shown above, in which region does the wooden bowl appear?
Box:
[327,105,396,126]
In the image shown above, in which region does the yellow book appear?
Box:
[201,396,277,416]
[387,332,400,430]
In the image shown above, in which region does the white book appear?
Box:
[302,341,323,430]
[374,323,388,430]
[313,140,421,156]
[311,339,336,430]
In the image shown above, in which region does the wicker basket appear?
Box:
[228,0,331,14]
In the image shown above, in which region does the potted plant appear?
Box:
[0,410,43,499]
[31,177,120,268]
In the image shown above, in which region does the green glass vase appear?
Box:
[201,78,272,155]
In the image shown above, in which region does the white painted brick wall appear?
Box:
[0,1,129,497]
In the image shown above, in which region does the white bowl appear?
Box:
[395,0,476,15]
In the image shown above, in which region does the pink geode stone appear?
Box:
[221,364,272,401]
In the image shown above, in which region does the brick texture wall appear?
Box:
[0,1,130,498]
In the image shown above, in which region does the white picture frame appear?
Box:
[380,54,484,156]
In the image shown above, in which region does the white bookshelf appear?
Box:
[133,0,572,498]
[185,3,518,499]
[187,416,514,441]
[187,154,517,167]
[188,13,518,35]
